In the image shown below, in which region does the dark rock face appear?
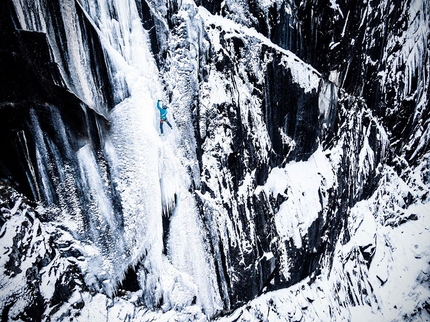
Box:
[0,0,113,206]
[197,0,429,165]
[263,49,320,163]
[268,0,430,165]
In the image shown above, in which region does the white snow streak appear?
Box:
[198,6,321,93]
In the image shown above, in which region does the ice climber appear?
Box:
[157,99,173,135]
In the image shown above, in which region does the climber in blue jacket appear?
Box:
[157,100,173,135]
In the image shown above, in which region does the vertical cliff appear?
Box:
[0,0,429,321]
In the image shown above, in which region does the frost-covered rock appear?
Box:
[218,158,430,321]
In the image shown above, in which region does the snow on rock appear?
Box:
[263,147,335,250]
[198,6,321,94]
[0,184,93,321]
[219,157,430,322]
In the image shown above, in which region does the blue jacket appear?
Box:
[157,100,168,120]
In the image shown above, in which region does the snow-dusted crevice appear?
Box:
[218,155,430,322]
[379,0,430,164]
[153,2,227,316]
